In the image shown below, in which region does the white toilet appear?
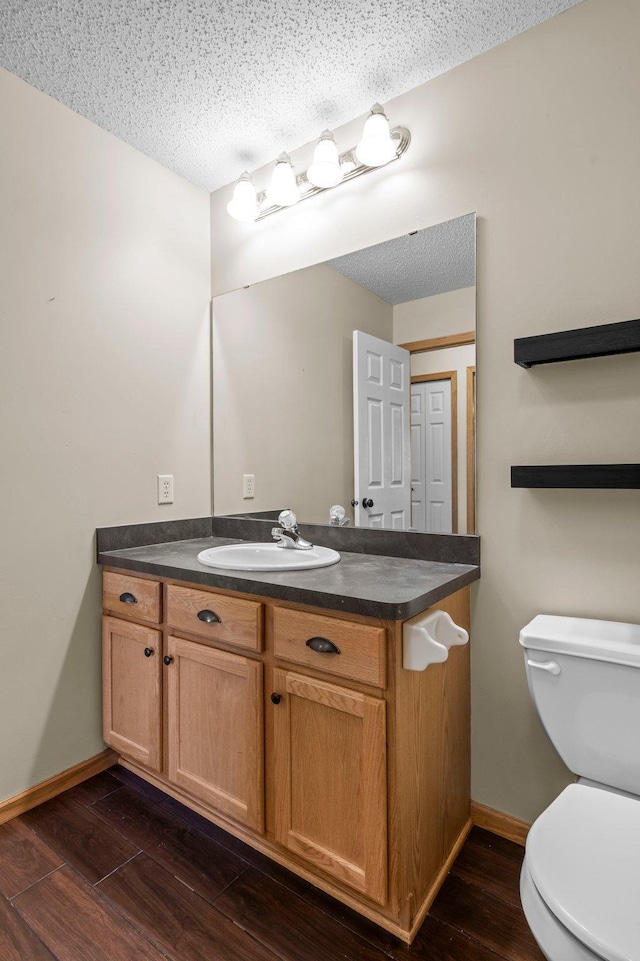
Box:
[519,614,640,961]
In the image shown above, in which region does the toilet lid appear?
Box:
[527,783,640,961]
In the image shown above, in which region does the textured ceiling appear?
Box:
[0,1,582,191]
[325,214,475,304]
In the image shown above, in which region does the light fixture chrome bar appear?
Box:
[255,126,411,221]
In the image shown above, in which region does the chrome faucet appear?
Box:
[271,510,313,550]
[329,505,350,527]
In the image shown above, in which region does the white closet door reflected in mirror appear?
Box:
[410,378,453,534]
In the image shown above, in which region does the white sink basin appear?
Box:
[197,542,341,572]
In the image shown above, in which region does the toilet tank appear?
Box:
[520,615,640,797]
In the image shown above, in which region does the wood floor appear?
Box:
[0,766,545,961]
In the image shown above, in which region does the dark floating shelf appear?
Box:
[514,318,640,368]
[511,465,640,489]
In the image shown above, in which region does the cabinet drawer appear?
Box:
[103,571,161,624]
[273,608,386,688]
[166,584,263,652]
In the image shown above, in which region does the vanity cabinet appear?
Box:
[101,566,471,945]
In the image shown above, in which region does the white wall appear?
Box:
[394,286,476,343]
[213,262,392,523]
[211,0,640,822]
[0,68,211,801]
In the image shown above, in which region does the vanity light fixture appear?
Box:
[266,153,300,207]
[226,172,260,222]
[226,102,410,222]
[355,103,398,167]
[307,130,343,188]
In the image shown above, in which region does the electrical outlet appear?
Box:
[243,473,255,499]
[157,474,174,504]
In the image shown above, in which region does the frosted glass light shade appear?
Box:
[307,132,343,188]
[267,156,299,207]
[226,174,259,222]
[356,107,397,167]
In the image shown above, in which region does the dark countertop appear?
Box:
[98,535,479,620]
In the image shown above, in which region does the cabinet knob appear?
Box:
[163,656,173,666]
[119,592,137,604]
[270,692,281,705]
[306,636,341,655]
[144,647,154,658]
[197,609,221,624]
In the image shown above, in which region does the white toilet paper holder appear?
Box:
[402,609,469,671]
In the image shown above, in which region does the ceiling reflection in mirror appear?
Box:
[212,213,476,535]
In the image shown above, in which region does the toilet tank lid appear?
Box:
[519,614,640,668]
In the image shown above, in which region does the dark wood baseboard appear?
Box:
[0,749,116,825]
[470,801,530,846]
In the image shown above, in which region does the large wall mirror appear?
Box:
[212,212,476,535]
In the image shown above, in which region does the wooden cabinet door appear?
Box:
[102,616,162,771]
[272,669,387,905]
[166,636,264,832]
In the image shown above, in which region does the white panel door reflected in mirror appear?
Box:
[411,378,454,533]
[212,212,476,535]
[353,330,411,530]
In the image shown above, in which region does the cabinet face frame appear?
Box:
[166,635,265,833]
[102,616,163,771]
[272,668,387,905]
